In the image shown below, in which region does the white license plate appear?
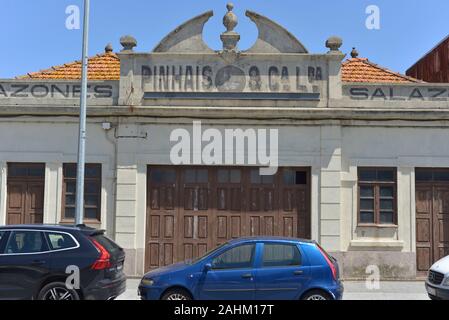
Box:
[427,286,437,296]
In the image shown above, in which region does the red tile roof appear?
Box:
[18,51,421,84]
[342,58,421,83]
[18,52,120,81]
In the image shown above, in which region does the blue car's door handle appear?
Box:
[294,270,304,275]
[241,273,253,279]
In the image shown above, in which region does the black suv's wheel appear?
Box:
[302,290,332,300]
[38,282,80,301]
[161,289,192,300]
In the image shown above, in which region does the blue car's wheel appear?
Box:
[161,289,192,300]
[301,290,331,301]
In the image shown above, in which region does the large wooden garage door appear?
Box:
[145,167,310,270]
[416,169,449,274]
[7,163,45,225]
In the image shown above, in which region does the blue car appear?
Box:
[138,237,343,300]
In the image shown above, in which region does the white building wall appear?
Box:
[1,118,449,278]
[341,126,449,249]
[0,119,115,231]
[337,126,449,278]
[127,122,325,274]
[319,126,342,251]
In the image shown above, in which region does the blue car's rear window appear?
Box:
[262,243,301,267]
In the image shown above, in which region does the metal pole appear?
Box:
[75,0,90,225]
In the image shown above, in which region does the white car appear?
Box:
[426,256,449,300]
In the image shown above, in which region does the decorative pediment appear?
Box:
[245,11,308,54]
[152,4,308,54]
[153,11,214,53]
[117,3,345,107]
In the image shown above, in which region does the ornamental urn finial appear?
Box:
[120,35,137,52]
[223,3,238,32]
[220,3,240,52]
[325,36,343,54]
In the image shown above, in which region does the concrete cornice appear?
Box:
[2,105,449,122]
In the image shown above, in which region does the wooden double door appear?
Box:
[145,166,311,271]
[6,163,45,225]
[416,169,449,274]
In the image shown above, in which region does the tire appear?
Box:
[37,282,80,301]
[161,288,192,301]
[302,290,332,301]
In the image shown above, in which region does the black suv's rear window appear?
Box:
[92,234,121,255]
[46,232,78,250]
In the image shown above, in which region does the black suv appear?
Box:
[0,225,126,300]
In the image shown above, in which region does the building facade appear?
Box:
[1,6,449,279]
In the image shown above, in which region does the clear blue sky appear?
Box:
[1,0,448,78]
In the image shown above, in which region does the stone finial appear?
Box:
[350,47,359,58]
[325,36,343,54]
[223,3,238,32]
[105,43,113,53]
[120,35,137,52]
[220,3,240,52]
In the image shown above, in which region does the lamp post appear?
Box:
[75,0,90,225]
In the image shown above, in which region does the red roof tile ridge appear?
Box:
[342,57,422,83]
[362,58,422,83]
[16,51,121,80]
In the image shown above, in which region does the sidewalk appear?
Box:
[342,281,429,300]
[117,279,429,300]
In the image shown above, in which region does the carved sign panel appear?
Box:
[141,63,325,94]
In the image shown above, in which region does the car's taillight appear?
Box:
[317,244,337,281]
[90,238,111,270]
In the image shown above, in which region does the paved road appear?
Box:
[117,279,429,300]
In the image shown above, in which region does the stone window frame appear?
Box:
[357,167,398,227]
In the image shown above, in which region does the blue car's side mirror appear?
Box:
[204,263,212,272]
